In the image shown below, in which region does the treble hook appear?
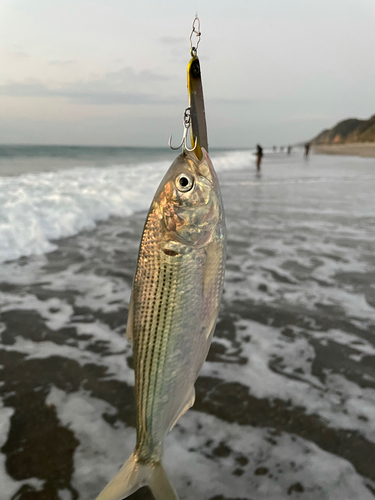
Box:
[168,107,198,152]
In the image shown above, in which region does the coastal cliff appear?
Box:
[312,114,375,144]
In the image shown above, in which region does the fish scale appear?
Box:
[134,216,204,461]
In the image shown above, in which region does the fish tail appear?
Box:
[95,451,179,500]
[148,461,179,500]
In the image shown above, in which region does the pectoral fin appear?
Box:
[125,295,134,344]
[168,387,195,432]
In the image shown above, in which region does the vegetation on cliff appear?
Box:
[311,114,375,144]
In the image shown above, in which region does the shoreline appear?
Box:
[313,143,375,158]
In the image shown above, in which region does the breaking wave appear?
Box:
[0,150,251,263]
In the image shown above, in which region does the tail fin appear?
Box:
[95,451,179,500]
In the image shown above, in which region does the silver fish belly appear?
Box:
[96,148,226,500]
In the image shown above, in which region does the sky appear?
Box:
[1,0,375,148]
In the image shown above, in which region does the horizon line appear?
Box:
[0,143,304,149]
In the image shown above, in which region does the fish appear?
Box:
[95,147,226,500]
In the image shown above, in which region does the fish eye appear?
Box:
[175,173,194,192]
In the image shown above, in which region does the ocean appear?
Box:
[0,145,374,499]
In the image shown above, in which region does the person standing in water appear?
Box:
[255,144,263,172]
[304,142,310,158]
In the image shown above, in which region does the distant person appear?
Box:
[304,142,310,158]
[273,145,277,152]
[287,145,292,154]
[255,144,263,172]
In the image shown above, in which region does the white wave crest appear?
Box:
[0,150,251,263]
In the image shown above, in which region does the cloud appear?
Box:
[48,60,75,66]
[104,66,170,86]
[208,97,257,106]
[0,67,182,106]
[12,50,30,58]
[283,112,333,123]
[0,81,180,105]
[158,36,186,59]
[159,36,184,45]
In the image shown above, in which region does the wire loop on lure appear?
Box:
[168,107,197,152]
[189,15,201,56]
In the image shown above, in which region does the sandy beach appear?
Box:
[313,143,375,157]
[0,147,375,500]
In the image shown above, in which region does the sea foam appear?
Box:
[0,150,251,263]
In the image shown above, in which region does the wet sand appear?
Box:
[1,152,375,499]
[313,143,375,157]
